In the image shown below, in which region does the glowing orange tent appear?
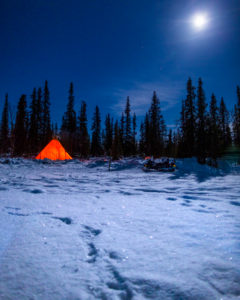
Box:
[36,139,72,160]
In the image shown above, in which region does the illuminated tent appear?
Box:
[36,139,72,160]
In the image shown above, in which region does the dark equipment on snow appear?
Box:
[143,157,176,172]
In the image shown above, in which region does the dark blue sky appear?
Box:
[0,0,240,128]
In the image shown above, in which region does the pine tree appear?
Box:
[13,95,28,156]
[148,91,166,157]
[123,96,133,156]
[36,88,43,148]
[139,121,145,155]
[233,86,240,146]
[78,101,90,157]
[181,78,196,157]
[61,115,66,132]
[219,97,232,152]
[66,82,77,133]
[111,120,120,160]
[103,114,113,155]
[91,106,103,156]
[0,94,10,153]
[119,113,124,156]
[42,80,52,146]
[160,114,166,151]
[61,82,77,153]
[207,94,220,158]
[28,88,39,153]
[178,100,186,157]
[143,113,151,156]
[166,129,173,157]
[8,103,15,154]
[132,113,137,155]
[196,78,207,163]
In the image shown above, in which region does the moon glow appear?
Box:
[192,13,208,30]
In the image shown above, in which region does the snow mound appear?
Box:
[173,158,240,182]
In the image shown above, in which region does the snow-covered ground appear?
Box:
[0,158,239,300]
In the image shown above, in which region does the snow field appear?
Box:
[0,158,240,299]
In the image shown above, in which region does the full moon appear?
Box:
[192,13,208,30]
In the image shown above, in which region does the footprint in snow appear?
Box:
[106,266,133,299]
[230,201,240,207]
[109,251,122,261]
[193,209,211,214]
[87,242,99,263]
[52,217,72,225]
[181,203,192,207]
[182,195,193,200]
[166,197,177,201]
[8,212,29,216]
[5,206,21,210]
[83,225,102,237]
[119,191,135,196]
[0,187,8,191]
[82,225,102,263]
[23,188,44,194]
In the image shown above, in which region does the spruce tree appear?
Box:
[61,115,67,132]
[123,96,133,156]
[0,94,10,153]
[91,106,103,156]
[219,97,232,152]
[36,88,43,148]
[132,113,137,155]
[207,94,220,158]
[178,100,186,157]
[28,88,39,153]
[8,103,15,154]
[13,95,28,156]
[184,78,196,157]
[139,121,145,155]
[61,82,77,153]
[196,78,207,163]
[148,91,166,157]
[66,82,77,133]
[233,86,240,146]
[143,113,151,156]
[78,101,90,157]
[119,113,124,155]
[111,120,120,160]
[103,114,113,155]
[160,113,166,141]
[42,80,51,146]
[166,129,173,157]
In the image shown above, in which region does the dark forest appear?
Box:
[1,78,240,163]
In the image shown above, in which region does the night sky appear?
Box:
[1,0,240,128]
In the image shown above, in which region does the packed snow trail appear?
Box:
[0,158,240,299]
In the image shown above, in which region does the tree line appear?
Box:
[0,78,240,162]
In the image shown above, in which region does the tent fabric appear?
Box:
[35,139,72,160]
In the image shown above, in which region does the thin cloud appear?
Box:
[111,81,185,116]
